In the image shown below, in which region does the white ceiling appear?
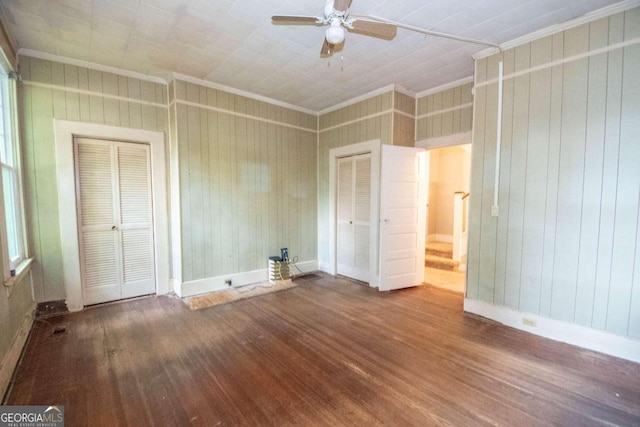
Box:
[0,0,621,112]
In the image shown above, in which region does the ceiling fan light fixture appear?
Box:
[325,25,345,44]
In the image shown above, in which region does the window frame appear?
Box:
[0,59,27,282]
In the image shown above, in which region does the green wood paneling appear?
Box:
[539,32,565,317]
[19,55,168,301]
[416,82,473,141]
[477,55,500,305]
[466,59,487,300]
[493,48,516,306]
[468,8,640,338]
[519,37,552,314]
[574,18,609,326]
[319,91,392,130]
[0,274,33,364]
[174,79,318,282]
[608,12,640,334]
[592,13,624,330]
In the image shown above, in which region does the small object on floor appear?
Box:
[183,280,297,311]
[35,300,69,319]
[52,325,67,336]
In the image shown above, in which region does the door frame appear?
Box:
[328,140,381,288]
[54,120,169,311]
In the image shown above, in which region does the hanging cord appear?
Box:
[289,256,305,279]
[235,280,276,294]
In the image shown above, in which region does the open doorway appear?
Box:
[424,143,471,294]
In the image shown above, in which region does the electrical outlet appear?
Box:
[225,279,232,287]
[522,317,536,327]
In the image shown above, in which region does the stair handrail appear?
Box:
[452,191,469,262]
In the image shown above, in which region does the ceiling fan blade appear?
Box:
[271,15,321,24]
[350,20,397,40]
[333,0,352,13]
[321,39,334,57]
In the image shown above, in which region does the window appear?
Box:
[0,67,23,274]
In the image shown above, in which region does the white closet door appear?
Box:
[75,138,155,306]
[353,155,371,279]
[337,158,354,277]
[116,144,155,299]
[336,154,371,282]
[76,140,120,305]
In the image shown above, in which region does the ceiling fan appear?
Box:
[271,0,398,57]
[272,0,501,57]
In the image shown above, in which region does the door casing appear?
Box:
[54,120,169,311]
[328,140,381,287]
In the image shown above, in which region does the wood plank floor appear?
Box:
[6,273,640,426]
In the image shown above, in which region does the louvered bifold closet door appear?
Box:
[337,158,354,277]
[75,139,121,305]
[116,144,155,299]
[336,154,371,282]
[353,154,371,279]
[75,138,155,306]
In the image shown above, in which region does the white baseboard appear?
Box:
[464,299,640,364]
[179,260,319,298]
[0,304,35,399]
[428,234,453,244]
[318,261,334,275]
[170,278,181,297]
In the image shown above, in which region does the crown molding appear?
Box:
[473,0,640,60]
[393,84,416,99]
[18,49,168,85]
[172,73,318,117]
[318,84,397,116]
[416,76,474,98]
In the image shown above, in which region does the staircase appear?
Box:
[425,241,459,271]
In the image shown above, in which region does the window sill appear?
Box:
[4,258,33,298]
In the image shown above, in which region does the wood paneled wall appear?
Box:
[0,273,32,366]
[171,80,317,283]
[19,56,168,301]
[467,8,640,338]
[393,91,416,148]
[416,82,473,141]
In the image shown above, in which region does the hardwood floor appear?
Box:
[6,273,640,426]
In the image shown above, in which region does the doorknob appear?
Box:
[111,225,117,231]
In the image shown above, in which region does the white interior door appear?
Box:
[337,154,371,282]
[75,138,155,305]
[424,151,431,244]
[379,145,428,291]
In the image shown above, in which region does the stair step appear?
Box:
[426,241,453,259]
[426,248,453,259]
[425,255,459,271]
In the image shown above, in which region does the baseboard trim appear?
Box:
[0,304,35,400]
[318,261,335,275]
[428,234,453,244]
[464,299,640,364]
[180,260,319,298]
[170,278,181,297]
